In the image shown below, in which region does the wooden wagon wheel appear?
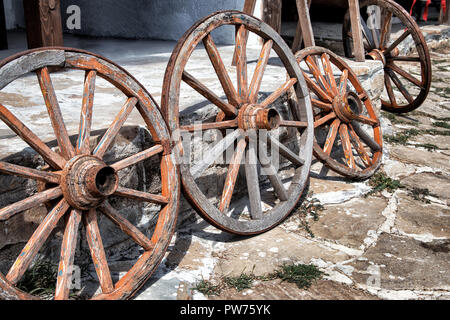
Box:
[295,46,383,179]
[0,48,179,300]
[343,0,432,113]
[161,11,314,235]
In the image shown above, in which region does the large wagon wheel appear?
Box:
[343,0,432,113]
[295,47,383,179]
[161,11,314,235]
[0,48,179,300]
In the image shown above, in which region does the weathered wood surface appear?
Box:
[23,0,63,49]
[348,0,365,62]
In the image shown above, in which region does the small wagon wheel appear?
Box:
[161,11,314,235]
[0,48,179,300]
[343,0,432,113]
[294,47,383,179]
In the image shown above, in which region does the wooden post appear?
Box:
[23,0,63,49]
[0,0,7,50]
[242,0,257,15]
[263,0,282,32]
[439,0,450,25]
[292,0,314,52]
[348,0,365,62]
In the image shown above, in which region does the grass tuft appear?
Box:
[271,263,325,289]
[17,258,58,298]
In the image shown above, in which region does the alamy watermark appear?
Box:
[66,5,81,30]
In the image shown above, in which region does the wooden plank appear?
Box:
[293,0,314,52]
[348,0,365,62]
[0,0,7,50]
[263,0,282,32]
[23,0,63,49]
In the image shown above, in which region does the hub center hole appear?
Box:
[95,167,118,196]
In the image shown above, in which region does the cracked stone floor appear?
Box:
[0,25,448,300]
[133,27,450,301]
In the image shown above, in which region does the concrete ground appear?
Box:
[0,23,449,300]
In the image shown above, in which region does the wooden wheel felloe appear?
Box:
[161,11,314,235]
[0,48,179,300]
[295,46,383,179]
[343,0,432,113]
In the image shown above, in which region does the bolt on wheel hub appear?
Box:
[61,155,119,210]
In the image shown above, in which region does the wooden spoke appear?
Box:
[339,124,356,169]
[384,72,397,107]
[190,129,242,179]
[235,24,249,102]
[36,67,75,160]
[339,69,348,97]
[0,161,59,184]
[379,10,393,48]
[99,202,153,251]
[354,114,378,127]
[248,39,273,103]
[388,63,423,88]
[323,118,341,155]
[303,72,332,103]
[55,209,82,300]
[93,97,137,158]
[203,34,240,106]
[260,78,298,108]
[321,53,339,96]
[83,209,114,294]
[179,119,238,132]
[351,121,382,152]
[111,144,164,171]
[0,104,66,170]
[244,135,262,220]
[348,123,373,167]
[386,69,414,104]
[385,30,410,55]
[182,71,238,117]
[76,70,96,155]
[304,55,332,96]
[268,135,305,167]
[259,140,288,201]
[115,187,169,205]
[279,120,308,128]
[392,56,421,62]
[314,112,336,128]
[218,137,246,213]
[311,98,333,112]
[6,199,70,285]
[0,187,62,221]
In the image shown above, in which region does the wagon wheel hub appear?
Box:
[237,104,281,131]
[61,155,119,210]
[332,91,363,124]
[367,49,387,66]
